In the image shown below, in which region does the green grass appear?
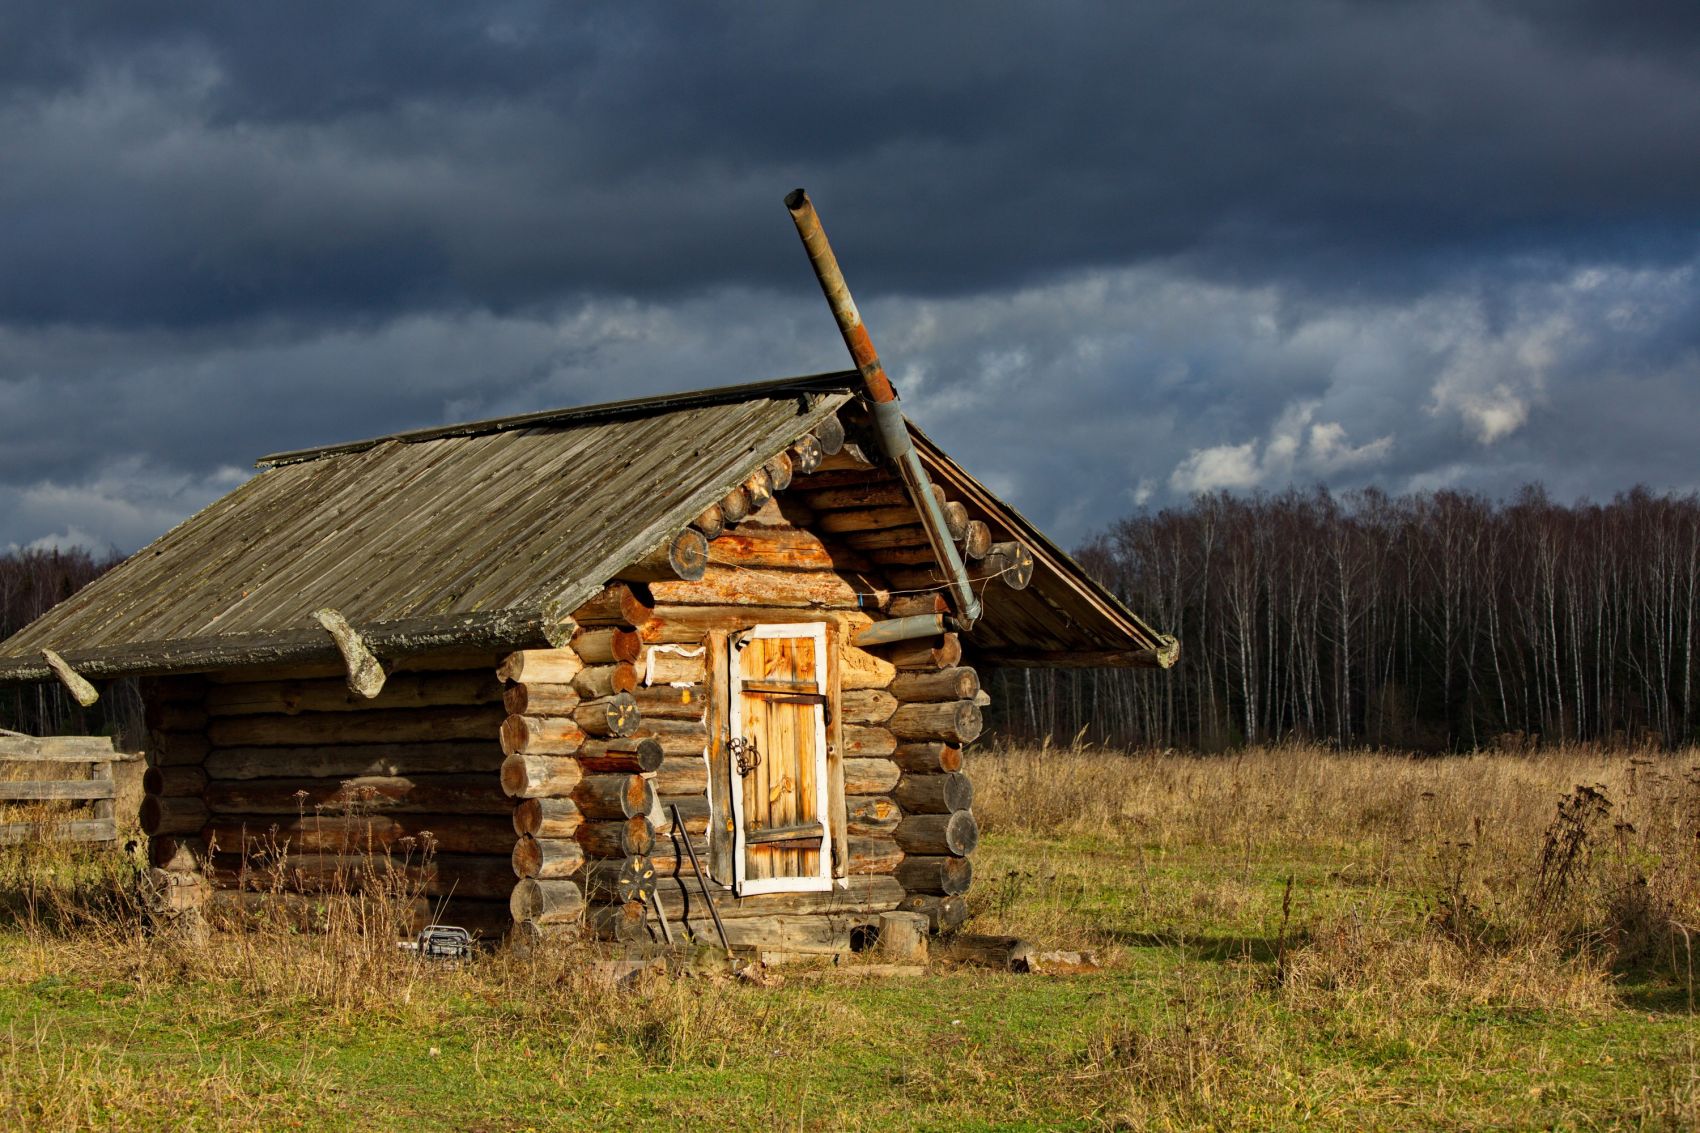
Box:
[4,744,1700,1129]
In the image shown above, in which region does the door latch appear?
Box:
[731,735,761,776]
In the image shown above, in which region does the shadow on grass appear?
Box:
[1107,928,1309,964]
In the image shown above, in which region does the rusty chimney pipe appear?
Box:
[784,189,981,629]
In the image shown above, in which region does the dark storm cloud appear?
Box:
[3,2,1700,328]
[2,2,1699,554]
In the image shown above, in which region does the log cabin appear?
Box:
[0,192,1178,956]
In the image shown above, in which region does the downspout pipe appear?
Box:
[784,189,982,629]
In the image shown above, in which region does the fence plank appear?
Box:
[0,736,125,762]
[0,780,117,801]
[0,818,117,846]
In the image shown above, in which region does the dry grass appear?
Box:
[0,742,1695,1129]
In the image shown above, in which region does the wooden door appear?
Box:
[728,623,832,894]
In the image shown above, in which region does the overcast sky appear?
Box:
[2,1,1697,554]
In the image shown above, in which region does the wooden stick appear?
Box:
[41,649,99,707]
[312,608,386,698]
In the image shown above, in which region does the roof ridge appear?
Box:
[256,370,861,468]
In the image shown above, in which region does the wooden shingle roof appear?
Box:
[0,373,1175,681]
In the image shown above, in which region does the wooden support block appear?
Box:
[942,934,1038,972]
[877,911,930,964]
[897,893,969,934]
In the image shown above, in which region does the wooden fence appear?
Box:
[0,732,135,846]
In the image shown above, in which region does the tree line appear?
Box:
[988,486,1700,751]
[0,548,140,740]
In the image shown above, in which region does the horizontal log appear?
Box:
[895,811,978,857]
[650,755,708,796]
[211,852,519,902]
[205,774,509,816]
[203,741,503,781]
[897,893,969,934]
[631,721,709,757]
[628,683,705,720]
[512,796,582,839]
[140,795,209,835]
[206,705,505,748]
[496,648,585,684]
[571,583,655,630]
[743,466,774,513]
[618,528,710,584]
[648,874,905,927]
[842,757,901,795]
[943,934,1038,972]
[840,644,897,692]
[869,547,938,567]
[576,816,654,859]
[842,526,930,552]
[886,593,948,620]
[502,682,581,717]
[719,484,751,524]
[148,730,209,767]
[206,891,511,939]
[573,663,638,699]
[842,726,896,758]
[840,688,897,724]
[657,794,709,836]
[706,528,848,571]
[141,766,205,797]
[889,701,982,744]
[894,854,973,896]
[500,715,586,757]
[204,813,518,857]
[640,607,873,646]
[846,836,905,874]
[691,502,727,542]
[0,779,114,802]
[511,836,586,880]
[570,628,641,665]
[801,482,913,511]
[647,567,887,611]
[642,649,707,686]
[208,648,509,686]
[0,817,116,846]
[817,505,923,535]
[204,671,504,717]
[880,634,961,672]
[574,693,641,739]
[789,433,823,475]
[501,754,584,799]
[845,795,902,837]
[575,774,655,821]
[891,742,963,774]
[891,667,980,703]
[139,675,207,703]
[646,832,711,875]
[576,737,665,774]
[893,772,974,814]
[145,702,207,731]
[509,878,585,925]
[960,520,992,560]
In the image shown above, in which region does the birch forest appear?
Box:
[991,486,1700,751]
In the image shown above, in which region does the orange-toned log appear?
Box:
[719,484,752,524]
[571,583,655,630]
[647,567,887,611]
[846,795,902,837]
[889,701,982,745]
[881,634,961,672]
[512,836,586,880]
[892,742,963,774]
[691,502,727,541]
[618,528,710,584]
[842,725,897,758]
[512,796,582,839]
[895,854,973,896]
[575,737,665,774]
[572,663,638,699]
[847,837,905,874]
[497,649,584,684]
[650,756,708,796]
[642,606,873,645]
[842,757,901,796]
[891,667,979,702]
[887,592,948,619]
[629,683,705,720]
[502,683,581,717]
[706,528,848,571]
[576,816,654,859]
[571,628,642,665]
[574,774,655,821]
[501,753,584,798]
[841,688,898,724]
[500,714,586,756]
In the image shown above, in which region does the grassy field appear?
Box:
[1,743,1697,1130]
